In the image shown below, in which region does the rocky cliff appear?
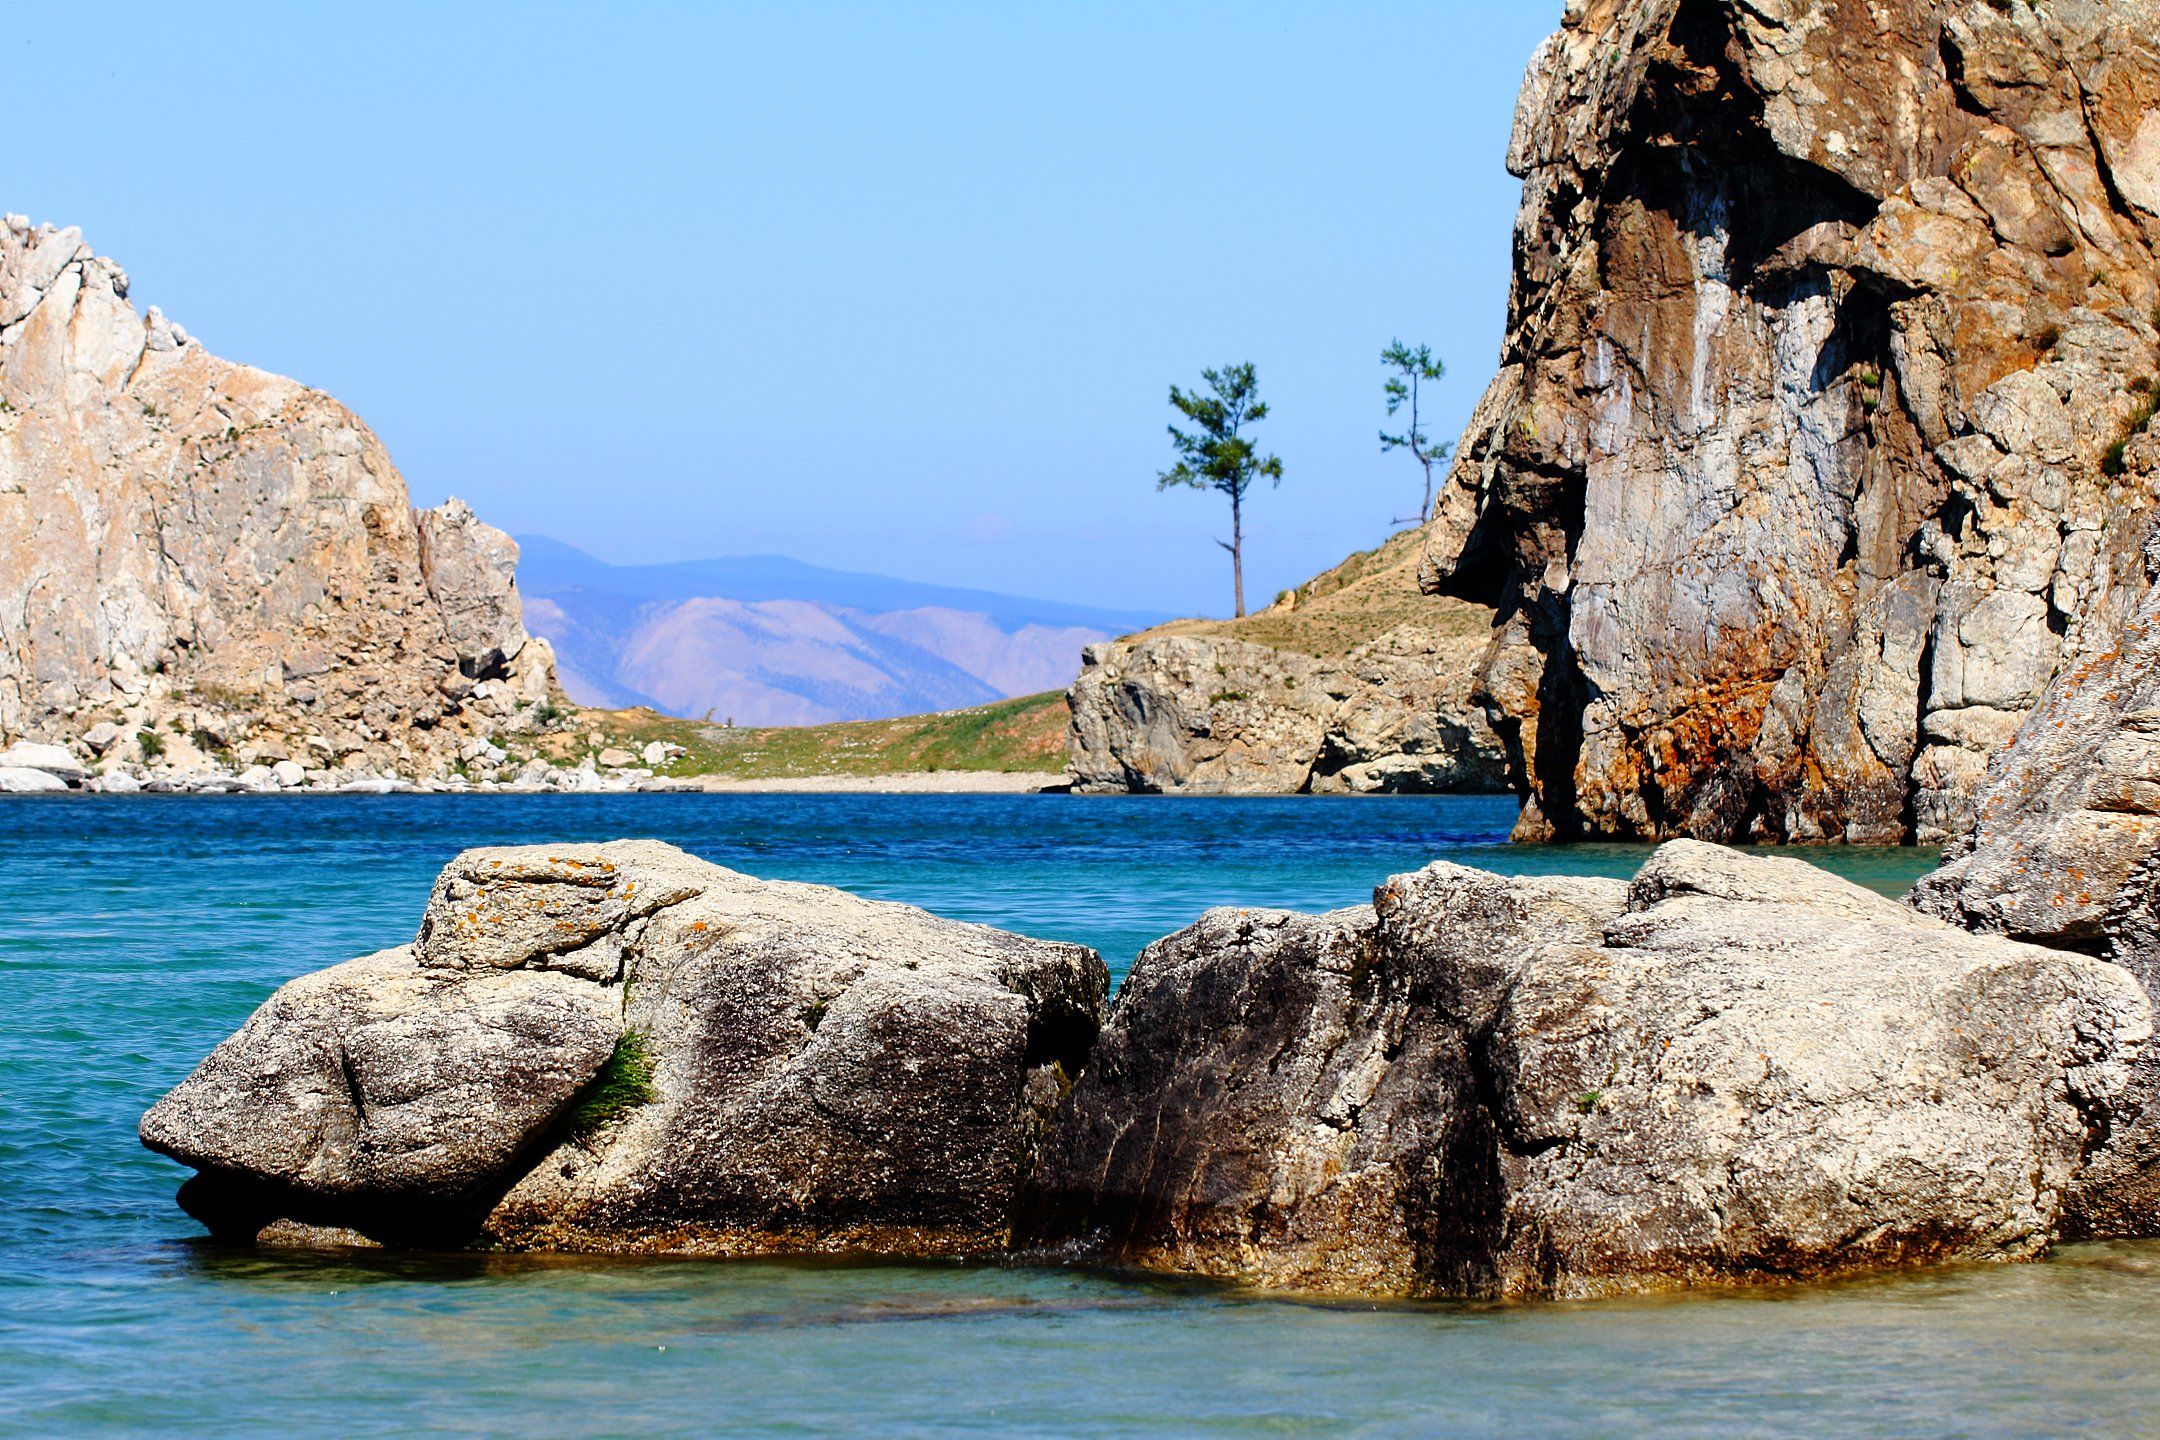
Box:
[1066,528,1509,794]
[1422,0,2160,843]
[0,214,559,785]
[1908,462,2160,1231]
[1915,430,2160,968]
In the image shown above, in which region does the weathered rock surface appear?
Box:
[140,948,621,1237]
[0,764,65,792]
[1067,530,1509,794]
[0,740,85,782]
[1067,628,1506,794]
[1421,0,2160,843]
[1021,841,2154,1298]
[1913,494,2160,1234]
[142,841,1111,1255]
[0,213,561,784]
[1916,498,2160,977]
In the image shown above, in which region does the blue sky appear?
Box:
[13,2,1556,617]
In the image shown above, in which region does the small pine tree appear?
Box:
[1158,362,1283,618]
[1381,340,1451,525]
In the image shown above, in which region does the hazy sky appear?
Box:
[13,2,1557,617]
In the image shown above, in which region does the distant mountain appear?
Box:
[515,536,1167,725]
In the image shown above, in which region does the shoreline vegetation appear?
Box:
[589,690,1069,782]
[0,693,1075,795]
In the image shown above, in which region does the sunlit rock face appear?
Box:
[0,213,556,777]
[1021,842,2156,1299]
[142,842,1112,1258]
[1422,0,2160,843]
[1065,628,1508,796]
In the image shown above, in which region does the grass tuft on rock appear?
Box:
[2103,386,2157,478]
[567,1031,658,1139]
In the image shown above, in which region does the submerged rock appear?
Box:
[1020,842,2154,1299]
[142,841,1110,1255]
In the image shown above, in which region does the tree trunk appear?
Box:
[1231,492,1245,617]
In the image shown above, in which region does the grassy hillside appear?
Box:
[1129,525,1491,658]
[570,691,1071,780]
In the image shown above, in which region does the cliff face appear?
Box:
[1423,0,2160,842]
[0,215,557,780]
[1066,529,1508,794]
[1914,421,2160,976]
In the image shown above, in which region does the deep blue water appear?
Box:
[5,793,2156,1438]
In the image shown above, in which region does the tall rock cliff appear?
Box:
[1423,0,2160,842]
[0,214,559,781]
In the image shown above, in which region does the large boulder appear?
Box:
[142,841,1111,1255]
[0,764,66,792]
[0,740,85,784]
[140,948,621,1241]
[1020,841,2154,1299]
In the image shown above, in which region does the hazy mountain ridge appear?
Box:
[518,536,1164,724]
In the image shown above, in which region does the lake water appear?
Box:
[5,793,2156,1437]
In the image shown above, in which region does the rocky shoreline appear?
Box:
[140,830,2160,1301]
[0,735,1061,796]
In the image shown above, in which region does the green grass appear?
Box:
[576,691,1071,780]
[1128,524,1492,659]
[566,1031,658,1139]
[2104,385,2157,478]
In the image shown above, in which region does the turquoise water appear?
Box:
[5,793,2155,1437]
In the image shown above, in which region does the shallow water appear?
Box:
[4,793,2153,1437]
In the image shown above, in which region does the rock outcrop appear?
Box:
[1915,486,2160,974]
[0,214,561,784]
[148,837,2160,1294]
[1067,529,1509,794]
[1020,841,2155,1298]
[1421,0,2160,843]
[1067,627,1506,794]
[1912,487,2160,1234]
[143,841,1111,1255]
